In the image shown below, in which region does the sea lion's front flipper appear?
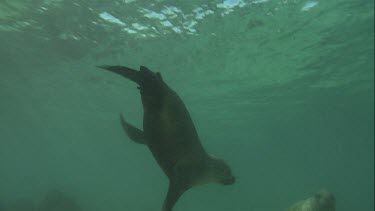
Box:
[120,114,147,145]
[162,180,188,211]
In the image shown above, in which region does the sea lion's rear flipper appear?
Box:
[98,65,164,109]
[97,65,142,84]
[120,114,147,145]
[98,65,162,88]
[162,181,188,211]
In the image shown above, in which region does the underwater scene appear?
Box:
[0,0,373,211]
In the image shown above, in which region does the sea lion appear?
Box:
[286,190,335,211]
[98,65,235,211]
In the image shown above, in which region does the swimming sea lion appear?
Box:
[286,190,335,211]
[98,65,235,211]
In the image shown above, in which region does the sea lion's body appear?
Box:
[143,77,206,178]
[286,190,335,211]
[99,65,235,211]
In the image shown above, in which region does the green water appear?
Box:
[0,0,373,211]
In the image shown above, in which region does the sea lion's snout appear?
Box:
[221,176,236,185]
[209,157,235,186]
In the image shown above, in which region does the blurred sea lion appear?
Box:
[286,190,335,211]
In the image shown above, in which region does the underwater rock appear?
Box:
[5,199,36,211]
[286,190,335,211]
[38,189,82,211]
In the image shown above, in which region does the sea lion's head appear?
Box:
[208,157,235,185]
[314,190,335,210]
